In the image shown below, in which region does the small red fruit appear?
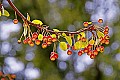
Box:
[32,32,38,39]
[78,50,83,56]
[105,39,109,45]
[54,53,58,59]
[87,44,92,49]
[43,36,48,42]
[23,39,28,44]
[67,50,72,55]
[17,40,21,44]
[31,37,36,41]
[82,37,86,42]
[67,44,70,49]
[93,50,98,55]
[52,38,57,42]
[104,31,108,35]
[42,43,47,48]
[0,71,3,76]
[1,78,6,80]
[96,47,100,52]
[11,74,16,79]
[83,22,88,27]
[13,19,18,24]
[98,18,103,23]
[104,35,110,40]
[72,46,76,50]
[35,39,41,45]
[47,41,52,45]
[90,54,95,59]
[50,55,56,61]
[26,37,32,44]
[87,50,93,55]
[29,41,34,47]
[84,48,89,53]
[100,39,105,44]
[105,26,109,31]
[100,46,104,52]
[47,36,52,42]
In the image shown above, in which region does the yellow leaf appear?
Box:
[53,29,59,32]
[38,34,43,41]
[77,34,81,40]
[65,36,72,46]
[0,11,1,16]
[80,32,85,38]
[60,42,67,51]
[74,41,82,50]
[81,41,88,48]
[2,10,10,17]
[97,30,104,38]
[88,22,92,24]
[27,13,30,21]
[32,20,43,25]
[89,39,95,45]
[62,33,67,37]
[51,34,56,38]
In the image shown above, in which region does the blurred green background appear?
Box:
[0,0,120,80]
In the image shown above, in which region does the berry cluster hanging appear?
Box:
[0,0,110,61]
[0,71,16,80]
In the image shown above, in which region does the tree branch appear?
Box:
[7,0,95,35]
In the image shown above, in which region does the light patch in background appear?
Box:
[1,41,12,55]
[58,61,67,70]
[25,68,40,80]
[111,41,119,51]
[68,24,76,31]
[25,52,35,61]
[85,0,119,23]
[104,47,111,54]
[48,0,56,3]
[0,19,21,40]
[57,45,70,61]
[3,0,14,7]
[104,65,113,76]
[74,54,94,73]
[65,71,74,80]
[47,9,62,28]
[4,57,24,73]
[115,53,120,62]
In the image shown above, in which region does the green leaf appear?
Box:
[53,29,59,32]
[65,36,72,46]
[38,34,43,41]
[60,42,67,51]
[51,34,56,38]
[2,10,10,17]
[74,41,82,50]
[32,20,43,25]
[97,30,104,38]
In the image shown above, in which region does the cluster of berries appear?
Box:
[41,35,57,49]
[0,71,16,80]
